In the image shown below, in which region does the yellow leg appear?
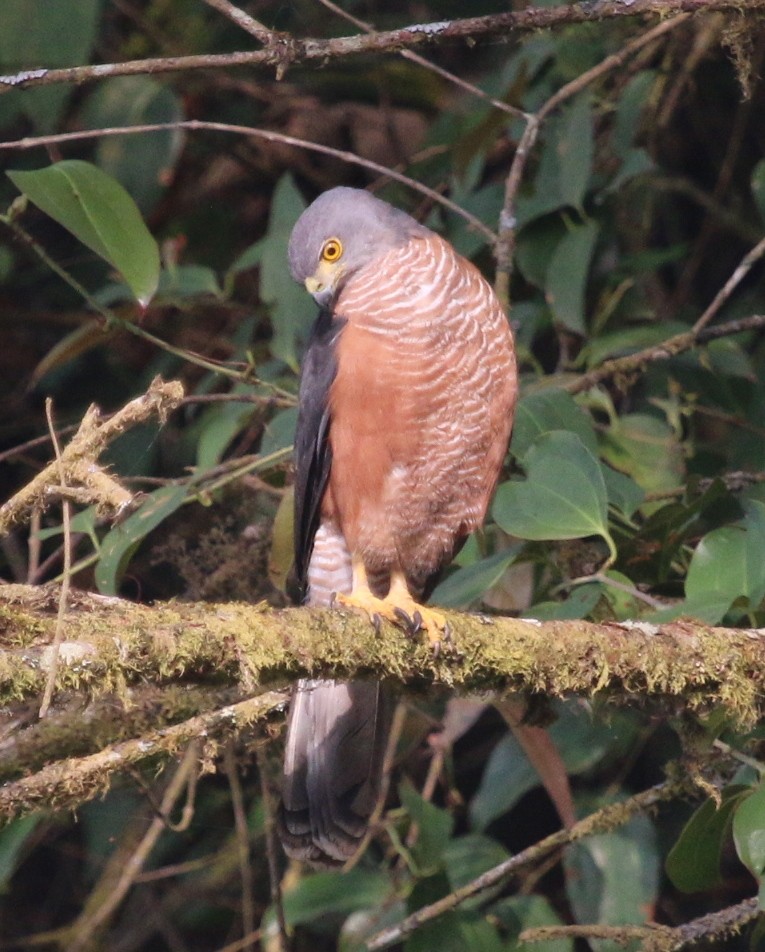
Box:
[333,559,448,649]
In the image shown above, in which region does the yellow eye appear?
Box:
[321,237,343,262]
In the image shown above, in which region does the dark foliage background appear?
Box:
[1,1,765,950]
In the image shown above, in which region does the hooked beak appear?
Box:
[304,260,343,307]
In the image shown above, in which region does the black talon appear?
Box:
[329,591,338,608]
[393,606,415,631]
[443,622,453,644]
[411,610,424,634]
[432,639,442,659]
[371,612,382,634]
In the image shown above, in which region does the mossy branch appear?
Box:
[1,583,764,727]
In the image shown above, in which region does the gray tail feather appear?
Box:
[279,678,392,866]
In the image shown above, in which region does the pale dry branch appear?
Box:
[0,691,288,823]
[0,377,184,536]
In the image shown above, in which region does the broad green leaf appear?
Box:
[601,464,645,517]
[443,834,509,905]
[666,787,747,893]
[493,895,573,952]
[0,816,40,891]
[233,174,311,371]
[558,93,594,211]
[613,71,656,158]
[565,810,660,952]
[195,396,256,471]
[674,500,765,624]
[0,0,100,132]
[528,582,602,620]
[95,485,188,594]
[492,431,612,550]
[400,780,454,872]
[277,869,390,927]
[8,161,160,306]
[545,220,599,334]
[470,704,637,830]
[260,406,298,458]
[82,77,184,214]
[431,545,521,608]
[733,781,765,894]
[158,265,222,300]
[511,388,598,460]
[582,321,689,368]
[600,413,684,499]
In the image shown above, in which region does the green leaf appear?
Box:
[400,779,454,872]
[600,413,684,499]
[528,582,602,620]
[443,834,509,906]
[677,500,765,624]
[431,546,521,608]
[493,895,573,952]
[667,787,747,893]
[0,0,100,133]
[733,781,765,893]
[0,816,40,891]
[511,388,598,460]
[558,93,594,211]
[601,464,645,517]
[95,485,188,595]
[492,431,612,551]
[545,220,599,334]
[195,397,256,471]
[260,406,298,458]
[233,174,312,371]
[82,77,183,214]
[278,869,390,927]
[470,704,637,830]
[8,160,160,306]
[564,810,660,951]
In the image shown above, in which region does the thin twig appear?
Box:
[495,13,691,307]
[693,234,765,332]
[38,400,71,718]
[520,923,672,945]
[315,0,527,120]
[366,778,692,950]
[65,741,202,952]
[0,121,495,242]
[202,0,278,46]
[255,746,289,952]
[0,2,761,96]
[225,742,258,952]
[567,312,765,395]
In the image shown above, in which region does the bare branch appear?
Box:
[0,377,184,535]
[0,2,761,94]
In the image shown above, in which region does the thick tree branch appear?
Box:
[0,1,761,94]
[1,584,763,727]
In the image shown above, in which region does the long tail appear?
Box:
[279,526,392,866]
[279,679,391,866]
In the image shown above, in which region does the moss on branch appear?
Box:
[1,583,763,726]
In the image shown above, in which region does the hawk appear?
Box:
[279,187,517,866]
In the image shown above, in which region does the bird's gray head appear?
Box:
[288,187,427,307]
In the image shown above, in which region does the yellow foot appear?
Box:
[332,588,450,655]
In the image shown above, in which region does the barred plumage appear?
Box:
[280,187,517,865]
